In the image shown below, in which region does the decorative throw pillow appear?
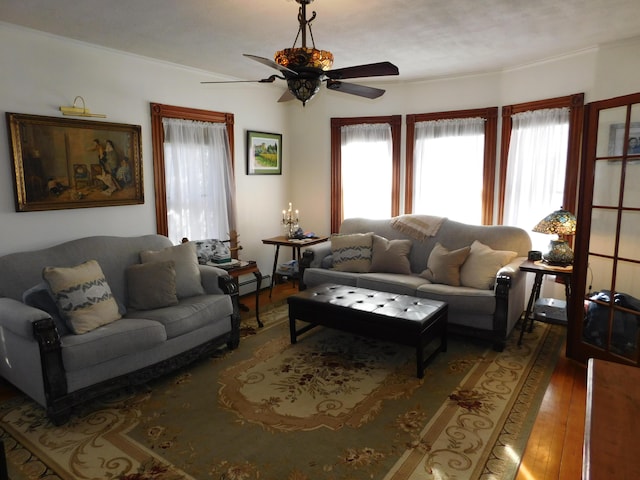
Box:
[370,235,412,274]
[193,239,231,265]
[460,240,518,290]
[140,242,205,298]
[331,232,374,273]
[126,260,179,310]
[420,242,471,286]
[42,260,121,335]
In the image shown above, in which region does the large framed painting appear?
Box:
[6,113,144,212]
[246,130,282,175]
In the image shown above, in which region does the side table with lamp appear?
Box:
[262,202,329,296]
[518,208,576,346]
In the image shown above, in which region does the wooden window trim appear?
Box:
[405,107,498,225]
[150,103,234,236]
[330,115,402,234]
[497,93,584,224]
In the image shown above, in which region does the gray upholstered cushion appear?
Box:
[61,318,167,371]
[140,242,205,298]
[370,235,412,274]
[43,260,121,335]
[126,260,178,310]
[331,232,373,273]
[133,294,233,339]
[420,243,471,286]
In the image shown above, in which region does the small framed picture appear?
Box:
[608,122,640,156]
[246,130,282,175]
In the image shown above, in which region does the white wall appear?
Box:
[2,22,640,291]
[0,23,290,277]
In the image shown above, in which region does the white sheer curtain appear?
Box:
[503,107,569,250]
[162,118,236,245]
[341,123,393,219]
[413,117,485,224]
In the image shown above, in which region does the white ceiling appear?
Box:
[2,0,640,83]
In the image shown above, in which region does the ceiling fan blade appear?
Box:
[278,89,296,102]
[243,54,298,77]
[326,61,399,80]
[201,75,282,84]
[325,80,385,99]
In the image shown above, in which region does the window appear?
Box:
[151,103,236,244]
[406,108,498,225]
[498,94,584,248]
[330,115,401,233]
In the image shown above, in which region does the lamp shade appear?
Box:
[532,208,577,236]
[532,208,577,266]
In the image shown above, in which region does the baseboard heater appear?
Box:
[238,274,271,296]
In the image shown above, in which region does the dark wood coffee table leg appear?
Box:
[416,308,448,378]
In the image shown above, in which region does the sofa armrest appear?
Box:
[492,257,528,351]
[198,265,232,295]
[304,242,333,269]
[496,256,527,282]
[0,298,68,409]
[0,297,52,338]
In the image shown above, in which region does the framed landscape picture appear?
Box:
[246,130,282,175]
[6,113,144,212]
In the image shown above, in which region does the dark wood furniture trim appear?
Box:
[330,115,402,234]
[497,93,584,225]
[224,260,263,328]
[405,107,498,224]
[150,103,235,236]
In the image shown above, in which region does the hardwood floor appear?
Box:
[0,280,587,479]
[516,347,586,480]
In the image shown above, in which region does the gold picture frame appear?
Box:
[6,113,144,212]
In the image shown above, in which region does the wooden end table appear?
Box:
[517,260,572,346]
[262,235,329,296]
[220,260,263,327]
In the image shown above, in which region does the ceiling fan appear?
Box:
[201,0,399,106]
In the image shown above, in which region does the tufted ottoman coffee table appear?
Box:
[287,284,448,378]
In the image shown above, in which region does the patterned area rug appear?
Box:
[0,305,564,480]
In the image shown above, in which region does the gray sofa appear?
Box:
[299,216,532,350]
[0,234,240,424]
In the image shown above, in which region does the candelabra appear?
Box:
[282,202,299,239]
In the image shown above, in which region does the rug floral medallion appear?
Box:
[0,305,564,480]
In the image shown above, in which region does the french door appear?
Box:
[570,92,640,365]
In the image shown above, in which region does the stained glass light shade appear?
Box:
[532,208,577,266]
[275,48,334,105]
